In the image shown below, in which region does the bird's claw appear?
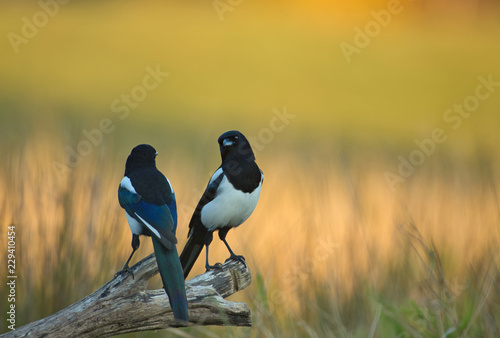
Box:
[205,262,223,272]
[225,254,247,267]
[115,266,135,279]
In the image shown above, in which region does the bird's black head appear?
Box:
[218,130,255,163]
[124,144,157,175]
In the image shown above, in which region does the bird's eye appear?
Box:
[234,136,239,141]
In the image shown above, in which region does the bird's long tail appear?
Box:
[151,236,189,322]
[179,226,207,279]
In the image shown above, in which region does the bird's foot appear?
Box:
[115,265,135,279]
[225,254,247,267]
[205,262,223,272]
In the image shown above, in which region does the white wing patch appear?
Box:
[165,176,173,190]
[209,167,224,185]
[120,176,137,193]
[134,213,161,239]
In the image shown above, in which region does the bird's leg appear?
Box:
[219,228,246,267]
[120,249,136,275]
[204,231,222,271]
[115,235,140,278]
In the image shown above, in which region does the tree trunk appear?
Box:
[2,254,252,337]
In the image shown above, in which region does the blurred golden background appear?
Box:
[1,0,500,336]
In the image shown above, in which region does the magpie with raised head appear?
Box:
[179,130,263,279]
[117,144,189,322]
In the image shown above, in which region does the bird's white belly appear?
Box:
[125,211,143,235]
[201,176,261,231]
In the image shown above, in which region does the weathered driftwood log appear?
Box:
[2,254,252,337]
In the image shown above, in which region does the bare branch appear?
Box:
[2,254,252,337]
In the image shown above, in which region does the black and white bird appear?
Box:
[179,130,263,279]
[117,144,188,322]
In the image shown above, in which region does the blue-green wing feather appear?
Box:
[152,236,189,322]
[118,186,177,248]
[118,185,141,207]
[118,185,188,321]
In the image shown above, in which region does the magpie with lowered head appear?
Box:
[117,144,188,322]
[179,130,263,279]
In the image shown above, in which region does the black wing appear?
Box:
[179,167,224,279]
